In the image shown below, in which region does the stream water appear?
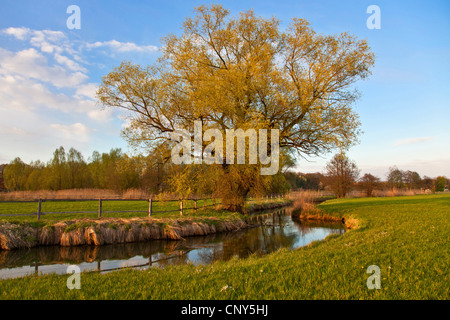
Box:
[0,206,345,279]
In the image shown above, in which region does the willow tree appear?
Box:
[97,4,374,212]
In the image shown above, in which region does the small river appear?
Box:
[0,206,345,279]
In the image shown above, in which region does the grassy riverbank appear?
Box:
[0,194,449,299]
[0,199,292,250]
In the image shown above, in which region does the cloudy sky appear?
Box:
[0,0,449,179]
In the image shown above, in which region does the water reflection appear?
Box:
[0,207,345,279]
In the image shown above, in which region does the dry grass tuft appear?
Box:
[0,216,249,250]
[122,189,149,200]
[289,190,327,214]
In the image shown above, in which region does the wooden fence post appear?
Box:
[179,199,183,216]
[194,199,197,213]
[37,199,42,221]
[98,198,102,218]
[148,198,152,217]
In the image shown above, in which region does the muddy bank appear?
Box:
[0,217,247,251]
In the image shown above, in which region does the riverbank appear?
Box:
[1,194,448,299]
[0,200,292,250]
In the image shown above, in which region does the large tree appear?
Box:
[97,4,374,212]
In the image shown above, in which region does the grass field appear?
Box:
[0,198,289,223]
[0,194,448,299]
[0,199,216,222]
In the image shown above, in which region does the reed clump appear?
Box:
[0,217,248,250]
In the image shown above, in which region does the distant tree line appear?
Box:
[0,148,447,198]
[0,146,292,195]
[283,154,449,198]
[385,166,448,192]
[1,147,158,193]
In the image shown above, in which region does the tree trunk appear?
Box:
[217,164,251,214]
[221,187,249,213]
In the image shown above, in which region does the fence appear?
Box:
[0,193,287,221]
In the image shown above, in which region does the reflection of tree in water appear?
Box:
[0,240,183,270]
[0,232,222,269]
[192,210,345,265]
[291,216,345,237]
[145,233,235,267]
[194,210,300,264]
[152,250,189,267]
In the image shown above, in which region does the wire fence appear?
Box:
[0,193,287,220]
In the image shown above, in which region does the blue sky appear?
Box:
[0,0,449,179]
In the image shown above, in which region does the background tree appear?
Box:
[284,172,325,190]
[435,176,447,192]
[403,170,422,190]
[303,173,326,190]
[387,166,404,190]
[48,146,68,190]
[284,171,304,190]
[325,153,359,198]
[97,4,374,212]
[0,164,6,192]
[359,173,380,197]
[3,158,29,191]
[25,160,45,191]
[67,148,90,189]
[421,176,435,192]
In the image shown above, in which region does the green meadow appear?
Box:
[0,198,290,223]
[0,194,449,299]
[0,199,227,223]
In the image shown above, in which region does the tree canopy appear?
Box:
[97,4,375,211]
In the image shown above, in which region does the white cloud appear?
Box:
[2,27,30,40]
[3,27,75,55]
[394,137,434,146]
[86,40,158,53]
[75,83,98,100]
[54,53,87,72]
[29,30,67,54]
[0,27,158,163]
[0,47,87,88]
[49,123,91,142]
[87,109,108,122]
